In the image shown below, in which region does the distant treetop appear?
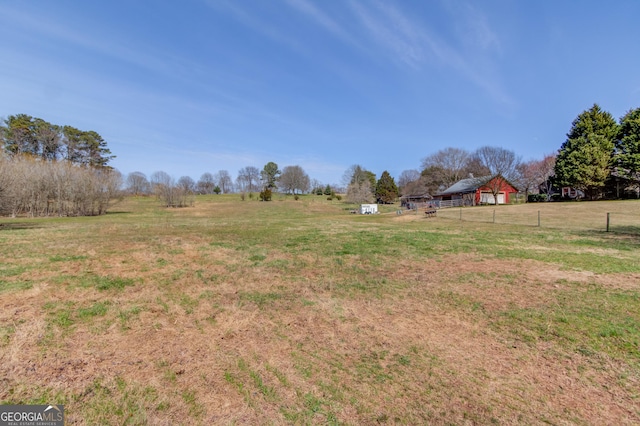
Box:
[1,113,114,167]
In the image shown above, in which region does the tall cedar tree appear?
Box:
[554,104,618,199]
[375,171,399,204]
[616,107,640,182]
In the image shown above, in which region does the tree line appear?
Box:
[4,102,638,217]
[554,104,640,200]
[1,114,120,217]
[125,161,401,206]
[1,114,114,167]
[124,162,318,204]
[395,104,640,203]
[115,104,640,208]
[341,103,639,205]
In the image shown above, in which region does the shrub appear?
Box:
[527,194,548,203]
[0,154,122,217]
[260,188,272,201]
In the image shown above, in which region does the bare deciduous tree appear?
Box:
[346,180,374,204]
[473,146,521,180]
[401,176,432,198]
[421,148,472,188]
[236,166,260,193]
[279,165,310,194]
[0,155,122,217]
[196,172,216,194]
[126,171,150,196]
[471,146,521,205]
[535,154,557,200]
[516,161,539,200]
[150,171,172,200]
[177,176,195,194]
[309,178,323,195]
[518,155,558,201]
[0,153,17,216]
[216,170,233,193]
[149,171,194,207]
[397,169,421,190]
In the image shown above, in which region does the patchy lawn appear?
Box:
[1,196,639,424]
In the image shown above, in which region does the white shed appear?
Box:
[360,204,378,214]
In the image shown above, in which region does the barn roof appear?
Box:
[437,174,518,196]
[437,175,493,195]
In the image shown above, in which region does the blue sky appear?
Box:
[1,0,639,187]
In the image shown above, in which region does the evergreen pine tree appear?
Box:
[554,104,618,199]
[615,107,640,183]
[375,171,399,204]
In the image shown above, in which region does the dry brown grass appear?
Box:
[434,198,640,232]
[1,195,639,424]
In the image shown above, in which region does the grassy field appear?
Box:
[1,195,639,425]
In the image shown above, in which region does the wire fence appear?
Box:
[431,203,640,235]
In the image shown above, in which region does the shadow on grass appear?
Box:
[608,226,640,237]
[0,222,42,231]
[575,228,640,242]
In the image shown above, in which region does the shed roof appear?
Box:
[399,191,432,200]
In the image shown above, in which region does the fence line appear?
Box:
[430,199,465,209]
[433,207,640,235]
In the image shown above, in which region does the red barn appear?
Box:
[433,175,519,206]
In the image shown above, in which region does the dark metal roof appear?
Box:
[437,175,493,196]
[399,192,432,199]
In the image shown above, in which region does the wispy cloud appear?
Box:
[347,0,479,72]
[213,0,514,107]
[0,6,168,75]
[448,2,501,52]
[442,1,511,105]
[283,0,361,49]
[0,3,228,100]
[348,0,427,68]
[0,3,305,132]
[346,0,512,106]
[204,0,302,52]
